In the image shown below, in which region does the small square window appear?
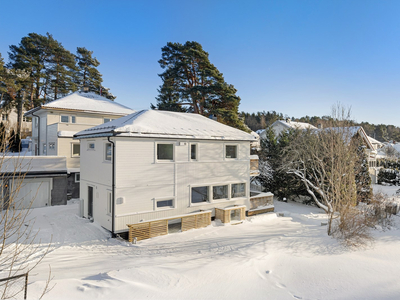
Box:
[192,186,208,203]
[225,145,237,159]
[71,116,76,123]
[61,115,69,123]
[191,144,197,160]
[213,185,228,200]
[105,143,112,161]
[49,142,55,150]
[72,143,80,157]
[232,183,246,198]
[157,143,173,160]
[88,142,95,150]
[157,199,174,208]
[2,114,8,121]
[75,173,80,183]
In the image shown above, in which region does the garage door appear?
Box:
[12,178,52,209]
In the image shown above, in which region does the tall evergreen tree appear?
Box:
[46,36,78,99]
[153,41,248,131]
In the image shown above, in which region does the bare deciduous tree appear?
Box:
[0,142,52,299]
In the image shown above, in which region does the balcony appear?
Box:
[250,155,260,177]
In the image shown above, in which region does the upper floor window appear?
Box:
[104,118,115,123]
[191,144,197,160]
[105,143,112,161]
[61,115,69,123]
[71,116,76,123]
[157,143,174,161]
[225,145,237,159]
[2,114,8,121]
[213,185,228,200]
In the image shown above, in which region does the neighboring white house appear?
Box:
[74,110,273,240]
[0,107,32,135]
[257,119,317,139]
[24,91,134,198]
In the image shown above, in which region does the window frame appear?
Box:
[104,142,112,162]
[155,197,175,210]
[212,184,229,200]
[231,183,246,199]
[225,144,238,159]
[71,143,80,157]
[87,141,95,150]
[190,143,198,161]
[1,114,8,121]
[156,142,174,162]
[103,118,115,124]
[191,185,210,205]
[75,173,80,183]
[60,115,69,123]
[71,116,76,123]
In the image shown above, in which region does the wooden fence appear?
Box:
[128,211,211,242]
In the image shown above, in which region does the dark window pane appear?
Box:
[226,145,237,158]
[157,144,173,160]
[61,115,69,123]
[105,143,112,161]
[157,200,173,208]
[191,144,197,160]
[213,185,228,200]
[192,186,208,203]
[232,183,246,198]
[72,144,80,156]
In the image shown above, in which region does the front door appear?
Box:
[88,186,93,218]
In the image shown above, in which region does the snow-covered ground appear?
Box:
[19,185,400,299]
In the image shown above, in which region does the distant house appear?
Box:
[257,119,317,139]
[24,91,134,198]
[0,107,32,135]
[74,110,273,241]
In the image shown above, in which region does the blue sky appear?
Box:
[1,0,399,126]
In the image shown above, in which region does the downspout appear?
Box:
[107,135,116,238]
[31,112,40,155]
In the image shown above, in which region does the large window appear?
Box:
[2,114,8,121]
[61,115,69,123]
[213,185,228,200]
[192,186,209,203]
[72,143,80,157]
[105,143,112,161]
[157,199,174,208]
[191,144,197,160]
[157,143,173,160]
[232,183,246,198]
[225,145,237,159]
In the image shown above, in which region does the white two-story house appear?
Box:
[75,110,273,241]
[24,91,134,198]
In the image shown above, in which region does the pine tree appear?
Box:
[46,35,78,99]
[153,41,248,131]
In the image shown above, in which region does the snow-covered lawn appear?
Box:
[21,185,400,299]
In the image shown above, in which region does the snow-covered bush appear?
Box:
[377,169,400,185]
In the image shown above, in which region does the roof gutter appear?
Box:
[107,134,117,238]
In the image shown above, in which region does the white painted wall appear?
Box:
[80,137,252,232]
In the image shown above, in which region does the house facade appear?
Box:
[24,91,134,198]
[75,110,272,239]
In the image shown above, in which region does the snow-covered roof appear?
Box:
[273,119,317,130]
[0,156,67,174]
[25,92,134,116]
[323,126,375,151]
[75,110,256,141]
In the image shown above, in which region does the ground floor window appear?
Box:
[232,183,246,198]
[192,186,209,203]
[157,199,174,208]
[213,185,228,200]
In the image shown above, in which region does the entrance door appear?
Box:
[88,186,93,218]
